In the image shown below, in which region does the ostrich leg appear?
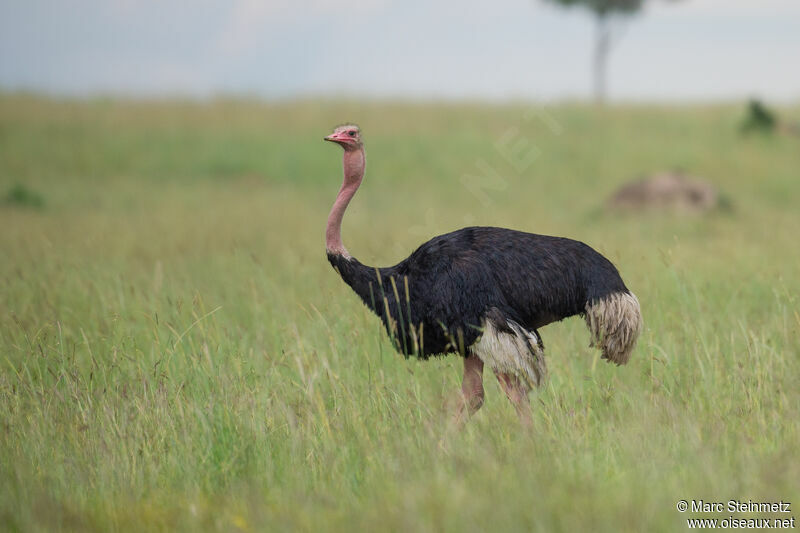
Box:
[453,354,485,424]
[495,373,533,425]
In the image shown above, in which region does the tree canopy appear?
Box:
[544,0,644,17]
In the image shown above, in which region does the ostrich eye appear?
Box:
[348,131,356,137]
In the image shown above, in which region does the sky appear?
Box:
[1,0,799,102]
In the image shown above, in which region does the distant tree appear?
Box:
[542,0,675,104]
[740,99,776,135]
[739,99,800,137]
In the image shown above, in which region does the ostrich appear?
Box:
[324,124,642,423]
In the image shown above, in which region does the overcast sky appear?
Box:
[1,0,798,102]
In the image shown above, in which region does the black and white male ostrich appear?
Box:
[324,124,642,422]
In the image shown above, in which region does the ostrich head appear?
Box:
[324,124,362,151]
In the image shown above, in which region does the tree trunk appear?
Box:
[593,14,611,105]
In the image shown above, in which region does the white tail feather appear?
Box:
[585,291,643,365]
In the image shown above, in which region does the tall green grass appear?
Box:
[1,95,799,531]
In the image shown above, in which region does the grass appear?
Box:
[2,183,45,208]
[1,94,799,531]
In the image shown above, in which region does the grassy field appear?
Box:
[1,94,799,532]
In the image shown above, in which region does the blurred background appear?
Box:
[2,0,799,101]
[1,1,799,531]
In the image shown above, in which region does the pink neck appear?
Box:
[326,147,365,258]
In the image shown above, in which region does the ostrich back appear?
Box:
[328,226,630,358]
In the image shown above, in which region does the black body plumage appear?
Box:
[327,226,631,358]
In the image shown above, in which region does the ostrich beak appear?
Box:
[325,131,350,143]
